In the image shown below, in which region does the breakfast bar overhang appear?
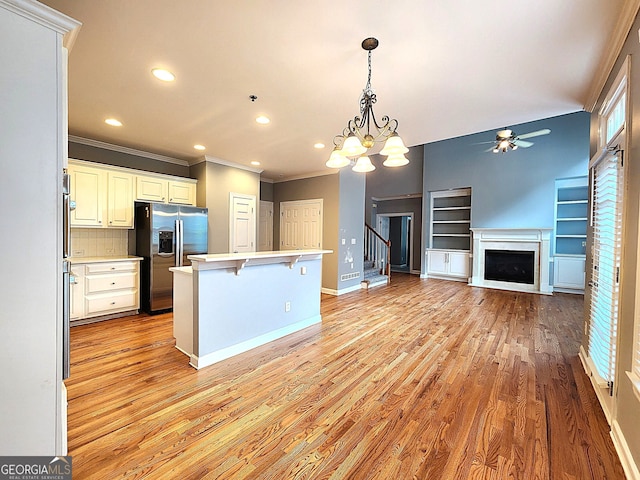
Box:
[171,249,331,369]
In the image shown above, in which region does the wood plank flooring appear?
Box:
[66,274,625,479]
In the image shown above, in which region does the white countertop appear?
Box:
[188,249,332,263]
[70,255,143,264]
[187,249,332,273]
[169,266,193,275]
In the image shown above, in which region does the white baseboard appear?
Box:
[321,284,362,296]
[190,315,322,369]
[611,419,640,480]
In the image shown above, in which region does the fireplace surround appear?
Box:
[469,228,552,294]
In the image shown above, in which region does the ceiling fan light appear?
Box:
[341,134,367,157]
[492,148,499,154]
[326,148,350,169]
[511,144,518,150]
[383,154,409,167]
[380,133,409,156]
[352,156,376,173]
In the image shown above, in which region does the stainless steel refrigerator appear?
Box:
[135,202,208,313]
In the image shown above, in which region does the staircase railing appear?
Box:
[364,223,391,283]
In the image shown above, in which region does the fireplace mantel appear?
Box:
[469,228,553,295]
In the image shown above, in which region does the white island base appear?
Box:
[171,249,331,370]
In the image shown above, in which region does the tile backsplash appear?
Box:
[71,228,128,257]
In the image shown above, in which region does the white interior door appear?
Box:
[280,199,323,250]
[258,200,274,251]
[230,193,256,253]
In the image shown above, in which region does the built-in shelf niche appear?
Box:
[430,188,472,251]
[555,178,588,256]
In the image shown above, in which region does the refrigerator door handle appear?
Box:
[62,172,71,259]
[62,260,71,380]
[176,219,183,267]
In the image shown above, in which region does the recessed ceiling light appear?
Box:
[105,118,122,127]
[256,116,270,125]
[314,143,325,149]
[152,68,175,82]
[250,161,261,166]
[193,144,206,151]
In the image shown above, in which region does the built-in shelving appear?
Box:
[554,178,588,256]
[553,176,588,293]
[430,188,472,251]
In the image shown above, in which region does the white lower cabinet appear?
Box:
[70,265,85,320]
[426,249,470,281]
[71,259,141,323]
[553,255,585,293]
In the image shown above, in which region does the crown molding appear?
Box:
[68,135,190,167]
[192,155,264,174]
[372,193,423,202]
[272,170,338,183]
[583,0,640,112]
[0,0,81,37]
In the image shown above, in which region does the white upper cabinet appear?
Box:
[136,174,196,205]
[136,175,168,203]
[69,160,198,229]
[168,180,196,205]
[107,171,134,228]
[69,163,105,227]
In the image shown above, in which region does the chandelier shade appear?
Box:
[325,148,351,168]
[341,133,367,157]
[352,156,375,173]
[382,154,409,167]
[380,133,409,156]
[326,38,409,173]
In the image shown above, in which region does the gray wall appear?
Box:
[193,161,261,253]
[588,10,640,469]
[421,111,590,273]
[338,169,366,290]
[260,181,274,202]
[273,173,340,290]
[375,197,423,272]
[365,145,424,272]
[69,141,191,177]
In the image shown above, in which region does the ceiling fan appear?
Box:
[484,127,551,153]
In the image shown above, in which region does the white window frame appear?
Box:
[582,56,630,421]
[599,58,628,149]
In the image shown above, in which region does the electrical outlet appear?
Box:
[285,301,291,312]
[300,266,307,275]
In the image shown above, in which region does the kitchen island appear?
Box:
[171,249,331,369]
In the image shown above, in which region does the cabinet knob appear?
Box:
[170,198,173,202]
[110,301,116,305]
[111,282,116,285]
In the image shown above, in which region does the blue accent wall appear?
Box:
[421,112,590,264]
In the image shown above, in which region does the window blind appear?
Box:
[588,148,623,388]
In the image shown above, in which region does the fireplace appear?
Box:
[469,228,552,294]
[485,250,535,284]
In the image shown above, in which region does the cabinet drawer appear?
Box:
[86,261,137,274]
[86,291,138,315]
[86,272,137,293]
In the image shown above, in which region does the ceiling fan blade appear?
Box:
[515,128,551,140]
[513,139,534,148]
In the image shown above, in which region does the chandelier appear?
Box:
[326,37,409,173]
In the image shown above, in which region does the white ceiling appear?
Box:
[42,0,625,180]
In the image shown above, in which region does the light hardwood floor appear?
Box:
[66,274,625,479]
